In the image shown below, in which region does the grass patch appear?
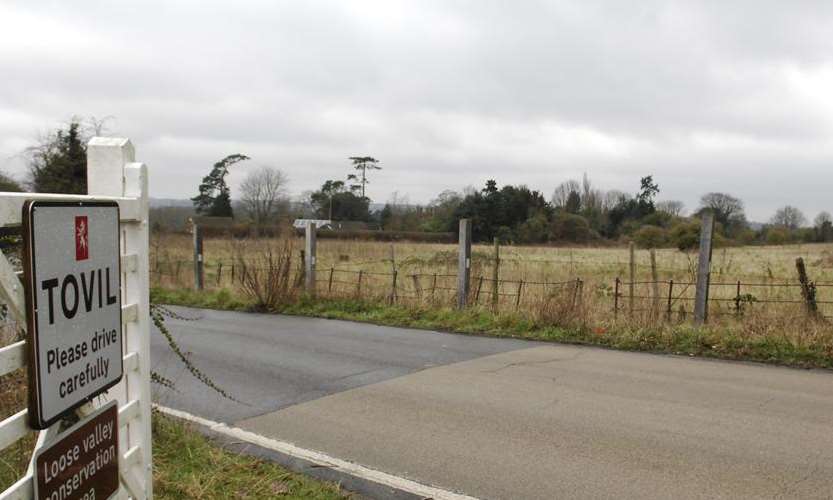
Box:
[2,404,348,498]
[153,411,347,499]
[151,287,250,311]
[153,286,833,370]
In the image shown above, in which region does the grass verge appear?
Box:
[151,287,833,370]
[153,411,347,499]
[1,407,348,498]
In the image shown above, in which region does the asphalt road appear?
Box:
[150,306,530,422]
[153,306,833,499]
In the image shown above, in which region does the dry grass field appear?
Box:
[151,233,833,325]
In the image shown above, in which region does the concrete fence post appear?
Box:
[305,222,317,295]
[457,219,472,309]
[693,212,715,326]
[193,224,204,291]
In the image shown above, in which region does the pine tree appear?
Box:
[29,121,87,194]
[191,154,250,217]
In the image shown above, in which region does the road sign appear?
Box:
[23,201,123,429]
[34,400,119,500]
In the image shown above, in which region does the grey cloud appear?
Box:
[1,0,833,221]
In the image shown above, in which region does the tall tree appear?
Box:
[28,120,88,194]
[814,211,833,242]
[656,200,685,217]
[0,171,23,193]
[770,205,806,230]
[552,179,580,208]
[697,192,747,235]
[348,156,381,199]
[192,154,250,217]
[637,175,659,209]
[565,191,582,214]
[240,166,288,225]
[309,179,370,221]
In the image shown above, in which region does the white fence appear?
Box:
[0,138,153,499]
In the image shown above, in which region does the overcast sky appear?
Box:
[2,1,833,221]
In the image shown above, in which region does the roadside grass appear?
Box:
[0,369,33,493]
[153,412,348,499]
[151,287,833,370]
[2,367,347,498]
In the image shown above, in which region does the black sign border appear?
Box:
[23,200,124,430]
[32,399,120,500]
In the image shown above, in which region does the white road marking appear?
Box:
[154,404,480,500]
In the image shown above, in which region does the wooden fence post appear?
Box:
[628,242,635,315]
[390,270,398,304]
[515,280,524,310]
[614,277,620,319]
[305,222,317,296]
[650,249,660,318]
[666,279,674,321]
[457,219,472,309]
[492,237,500,310]
[693,212,715,326]
[571,278,581,309]
[796,257,818,317]
[474,276,484,304]
[297,250,305,288]
[328,267,335,293]
[216,262,223,285]
[412,274,422,301]
[734,280,742,316]
[193,224,204,290]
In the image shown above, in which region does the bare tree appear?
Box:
[656,200,685,217]
[552,179,580,208]
[602,190,627,211]
[580,173,604,212]
[814,211,831,228]
[698,192,747,230]
[771,205,806,230]
[240,166,289,227]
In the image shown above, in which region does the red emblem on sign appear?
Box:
[75,216,89,261]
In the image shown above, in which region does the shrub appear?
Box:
[766,227,790,245]
[670,221,700,251]
[235,239,298,310]
[515,213,550,244]
[633,225,668,248]
[550,213,592,243]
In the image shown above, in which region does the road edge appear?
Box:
[154,404,480,500]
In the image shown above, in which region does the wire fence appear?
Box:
[150,251,833,323]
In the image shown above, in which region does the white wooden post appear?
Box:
[88,137,153,498]
[0,137,152,499]
[305,222,316,295]
[693,212,715,326]
[457,219,472,309]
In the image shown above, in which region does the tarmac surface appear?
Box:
[154,306,833,499]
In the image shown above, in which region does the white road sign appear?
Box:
[24,201,123,429]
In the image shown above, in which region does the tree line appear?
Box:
[11,119,833,248]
